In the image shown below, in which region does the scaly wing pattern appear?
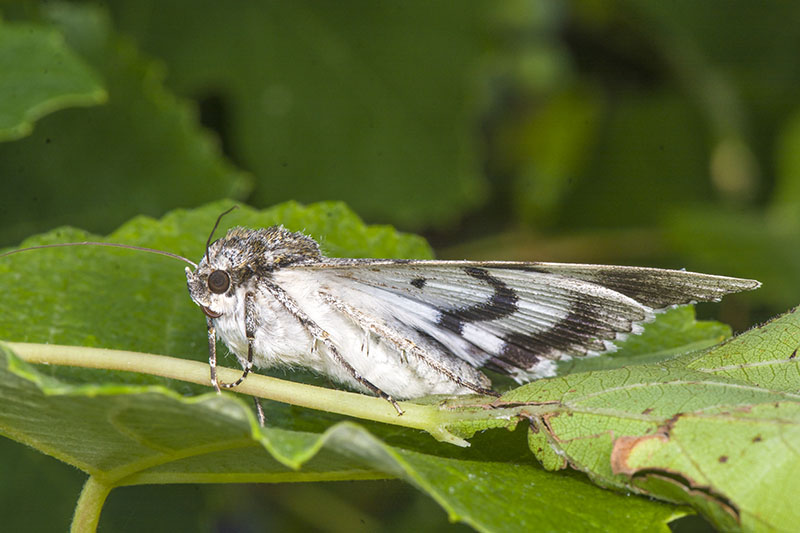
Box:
[291,260,759,381]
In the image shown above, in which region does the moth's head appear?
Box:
[185,265,233,319]
[185,225,322,318]
[185,230,243,319]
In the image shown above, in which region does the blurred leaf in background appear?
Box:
[0,22,105,141]
[106,0,508,230]
[3,0,800,531]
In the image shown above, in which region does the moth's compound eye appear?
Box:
[207,270,231,294]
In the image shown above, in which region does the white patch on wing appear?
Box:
[461,322,506,355]
[515,298,570,328]
[509,359,559,382]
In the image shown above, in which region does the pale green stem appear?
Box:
[71,476,112,533]
[4,342,484,444]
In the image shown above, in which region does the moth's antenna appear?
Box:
[0,242,198,269]
[205,205,239,259]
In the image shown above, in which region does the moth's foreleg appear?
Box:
[208,294,264,425]
[220,291,256,389]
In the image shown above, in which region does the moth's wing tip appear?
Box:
[743,278,762,290]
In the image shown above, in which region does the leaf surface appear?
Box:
[507,308,800,532]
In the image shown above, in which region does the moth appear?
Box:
[3,211,761,421]
[183,214,760,417]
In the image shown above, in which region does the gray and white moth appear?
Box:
[184,223,760,415]
[2,216,761,418]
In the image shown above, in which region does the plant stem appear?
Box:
[4,342,487,445]
[71,476,112,533]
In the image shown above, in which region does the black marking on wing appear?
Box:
[436,267,519,335]
[488,332,540,373]
[410,277,427,289]
[490,300,605,371]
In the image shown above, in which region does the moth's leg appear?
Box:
[321,292,498,397]
[207,317,221,393]
[262,279,404,415]
[220,291,256,389]
[253,397,266,426]
[209,293,265,425]
[326,342,404,415]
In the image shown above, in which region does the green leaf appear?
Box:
[507,308,800,532]
[685,307,800,391]
[0,20,106,141]
[0,343,681,531]
[322,427,684,533]
[0,201,684,531]
[0,4,250,246]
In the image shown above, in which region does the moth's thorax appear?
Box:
[185,225,323,312]
[203,226,321,276]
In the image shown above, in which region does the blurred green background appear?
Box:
[2,1,798,531]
